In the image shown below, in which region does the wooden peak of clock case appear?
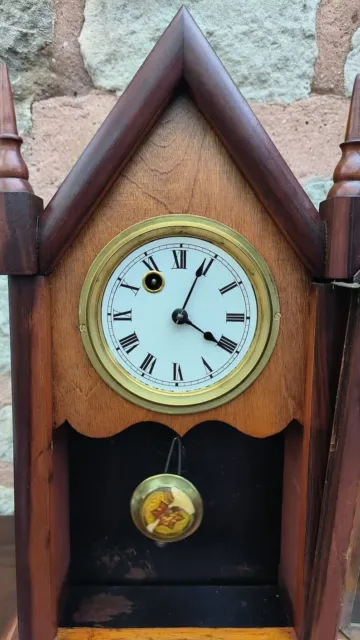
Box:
[0,8,356,640]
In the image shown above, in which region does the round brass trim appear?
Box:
[79,214,280,414]
[142,270,165,293]
[130,474,203,543]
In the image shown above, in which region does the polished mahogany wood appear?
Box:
[328,75,360,199]
[0,65,32,194]
[305,291,360,640]
[323,75,360,279]
[321,196,360,279]
[51,426,69,623]
[9,277,55,640]
[0,65,41,275]
[297,284,350,635]
[0,192,42,275]
[0,518,16,640]
[39,7,324,276]
[279,285,349,635]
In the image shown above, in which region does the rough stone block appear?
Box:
[0,406,12,462]
[313,0,359,95]
[0,278,10,375]
[79,0,319,103]
[0,486,14,515]
[0,0,53,132]
[345,27,360,97]
[302,177,334,211]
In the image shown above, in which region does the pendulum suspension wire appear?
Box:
[164,436,182,476]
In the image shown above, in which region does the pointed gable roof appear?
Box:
[39,7,324,276]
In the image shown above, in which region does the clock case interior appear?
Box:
[3,7,357,640]
[60,421,286,628]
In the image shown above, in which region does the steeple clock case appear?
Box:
[1,8,358,640]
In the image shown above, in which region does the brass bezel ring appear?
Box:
[79,214,280,414]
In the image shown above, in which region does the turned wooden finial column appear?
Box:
[320,74,360,279]
[0,63,42,274]
[0,64,33,193]
[0,65,54,640]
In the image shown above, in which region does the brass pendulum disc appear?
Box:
[130,473,203,543]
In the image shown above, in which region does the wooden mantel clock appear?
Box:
[1,8,359,640]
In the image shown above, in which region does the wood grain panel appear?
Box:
[0,64,40,275]
[279,286,349,634]
[321,196,360,280]
[0,192,41,275]
[9,278,55,640]
[306,291,360,640]
[0,518,16,640]
[295,285,350,633]
[50,96,310,439]
[51,425,70,622]
[57,628,296,640]
[322,75,360,279]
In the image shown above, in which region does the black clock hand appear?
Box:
[184,319,218,344]
[181,259,206,310]
[171,309,218,342]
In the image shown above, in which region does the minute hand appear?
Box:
[184,318,218,344]
[181,259,205,310]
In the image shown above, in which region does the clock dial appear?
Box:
[101,237,257,392]
[79,215,280,413]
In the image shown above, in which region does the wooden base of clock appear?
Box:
[56,629,296,640]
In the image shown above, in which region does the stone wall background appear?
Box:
[0,0,359,513]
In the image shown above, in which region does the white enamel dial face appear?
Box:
[101,236,258,393]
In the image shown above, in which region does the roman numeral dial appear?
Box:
[98,231,263,398]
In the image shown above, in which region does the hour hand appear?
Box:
[184,319,218,344]
[171,309,218,343]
